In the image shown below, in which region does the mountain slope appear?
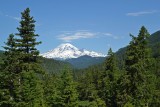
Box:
[0,50,3,63]
[66,55,105,69]
[116,30,160,57]
[0,50,70,74]
[72,30,160,71]
[41,57,71,74]
[149,30,160,44]
[41,43,106,59]
[74,30,160,75]
[148,30,160,58]
[112,30,160,69]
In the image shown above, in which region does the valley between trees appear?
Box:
[0,8,160,107]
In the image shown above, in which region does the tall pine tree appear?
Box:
[0,34,19,106]
[43,74,61,107]
[15,8,42,73]
[58,67,79,107]
[102,48,118,107]
[0,8,45,106]
[124,26,152,106]
[15,8,44,106]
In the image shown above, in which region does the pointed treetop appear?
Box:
[21,8,31,18]
[138,26,150,39]
[107,48,113,56]
[6,34,15,46]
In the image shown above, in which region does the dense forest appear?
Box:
[0,8,160,107]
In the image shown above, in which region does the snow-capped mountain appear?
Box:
[41,43,106,60]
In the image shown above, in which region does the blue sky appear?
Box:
[0,0,160,54]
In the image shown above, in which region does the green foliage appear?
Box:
[43,74,61,107]
[17,71,44,107]
[16,8,41,56]
[99,48,119,107]
[66,55,105,69]
[77,65,104,101]
[115,30,160,70]
[0,8,45,106]
[122,26,153,106]
[58,67,79,107]
[75,27,160,107]
[78,99,106,107]
[41,57,71,74]
[0,34,20,106]
[15,8,43,74]
[43,67,79,107]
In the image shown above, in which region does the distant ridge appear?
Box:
[66,55,105,69]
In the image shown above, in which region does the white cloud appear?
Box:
[57,31,122,42]
[0,11,20,21]
[58,31,96,42]
[35,23,42,27]
[60,30,89,33]
[126,10,158,16]
[5,14,21,21]
[13,16,21,21]
[103,33,119,39]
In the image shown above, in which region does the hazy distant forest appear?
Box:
[0,8,159,107]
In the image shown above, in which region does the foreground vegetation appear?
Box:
[0,8,159,107]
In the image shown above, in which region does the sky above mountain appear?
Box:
[0,0,160,54]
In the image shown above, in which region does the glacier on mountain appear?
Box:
[41,43,106,59]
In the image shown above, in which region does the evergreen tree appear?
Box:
[0,8,45,106]
[16,8,41,57]
[58,67,79,107]
[151,58,160,106]
[14,8,44,106]
[77,66,106,107]
[0,34,18,106]
[124,26,152,106]
[43,74,61,107]
[15,8,42,74]
[105,48,118,81]
[100,48,118,107]
[16,71,45,107]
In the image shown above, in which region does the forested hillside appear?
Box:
[0,51,3,63]
[74,27,160,106]
[115,30,160,69]
[41,57,71,74]
[0,51,70,74]
[65,30,160,69]
[66,55,105,69]
[149,31,160,58]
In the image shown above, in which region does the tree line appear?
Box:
[0,8,159,107]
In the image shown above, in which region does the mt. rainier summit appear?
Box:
[41,43,106,60]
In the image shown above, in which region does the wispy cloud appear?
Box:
[0,11,20,21]
[57,31,122,42]
[103,33,120,39]
[58,31,96,42]
[126,10,158,16]
[5,14,21,21]
[35,23,42,27]
[103,33,112,36]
